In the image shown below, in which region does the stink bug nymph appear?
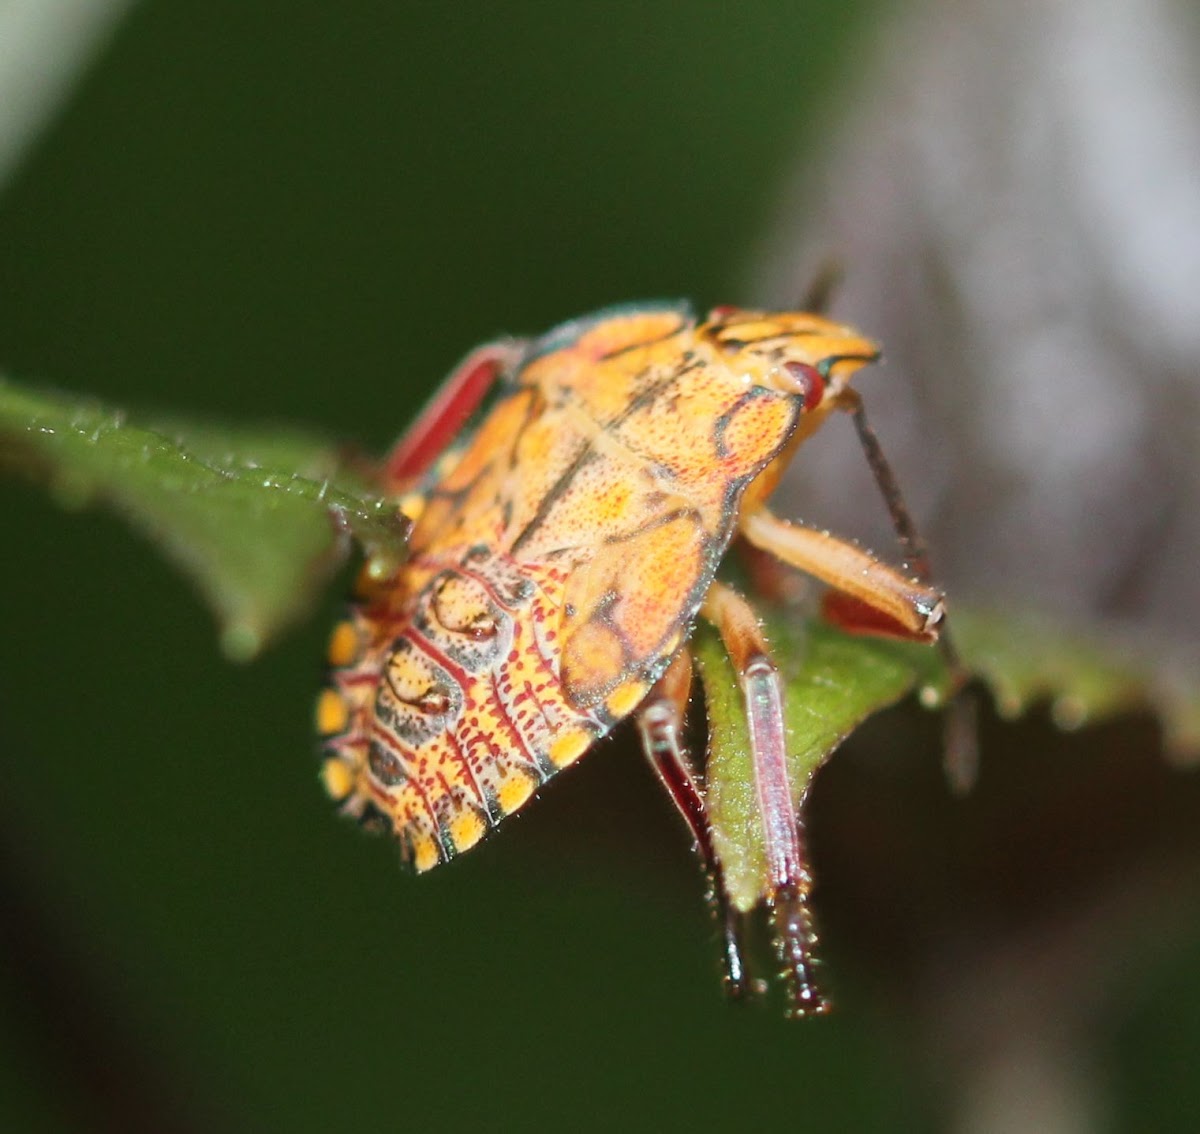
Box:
[317,302,955,1015]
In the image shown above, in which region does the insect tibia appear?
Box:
[718,912,751,1000]
[638,695,752,1001]
[700,873,750,1002]
[770,879,830,1018]
[638,702,682,761]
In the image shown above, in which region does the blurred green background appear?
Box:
[5,3,1200,1131]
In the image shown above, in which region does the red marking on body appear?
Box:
[517,678,559,734]
[367,781,393,807]
[450,560,529,615]
[373,743,442,843]
[463,724,503,764]
[401,624,475,694]
[338,672,387,690]
[445,729,488,809]
[488,671,543,773]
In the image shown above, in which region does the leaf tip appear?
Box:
[220,620,263,663]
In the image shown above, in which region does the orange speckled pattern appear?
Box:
[318,303,878,870]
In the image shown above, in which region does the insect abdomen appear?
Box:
[321,550,615,870]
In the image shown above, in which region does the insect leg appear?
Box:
[637,650,749,999]
[833,387,936,581]
[740,509,944,642]
[701,580,829,1018]
[383,338,529,487]
[834,387,978,791]
[795,258,843,315]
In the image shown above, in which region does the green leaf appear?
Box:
[698,607,1200,912]
[0,377,409,659]
[951,609,1194,742]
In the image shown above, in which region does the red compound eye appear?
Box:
[784,360,825,412]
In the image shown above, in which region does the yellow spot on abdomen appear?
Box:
[549,728,594,769]
[605,680,648,721]
[449,809,486,852]
[411,833,441,873]
[316,688,350,735]
[497,774,536,816]
[320,757,356,801]
[326,621,359,667]
[561,620,625,698]
[399,492,427,523]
